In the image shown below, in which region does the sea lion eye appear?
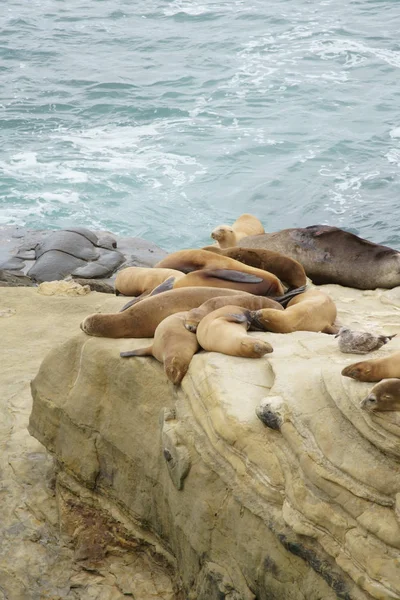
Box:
[368,397,377,403]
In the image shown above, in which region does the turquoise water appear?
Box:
[1,0,400,251]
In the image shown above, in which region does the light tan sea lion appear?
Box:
[341,351,400,382]
[184,293,283,333]
[211,213,265,248]
[238,224,400,289]
[196,305,273,358]
[120,312,199,384]
[80,287,254,338]
[360,379,400,412]
[250,289,338,334]
[202,246,307,289]
[115,267,185,296]
[154,249,284,295]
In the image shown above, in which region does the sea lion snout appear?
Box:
[360,394,377,411]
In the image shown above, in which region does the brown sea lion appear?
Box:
[80,287,254,338]
[238,224,400,289]
[184,293,283,333]
[360,379,400,412]
[154,249,284,295]
[250,289,338,334]
[342,351,400,382]
[202,246,307,289]
[115,267,184,296]
[211,213,265,248]
[196,305,273,358]
[120,311,199,384]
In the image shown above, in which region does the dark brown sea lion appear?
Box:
[250,289,338,334]
[342,351,400,382]
[202,246,307,289]
[238,225,400,289]
[360,379,400,412]
[80,287,255,338]
[120,311,199,384]
[184,293,283,333]
[211,213,265,248]
[196,305,273,358]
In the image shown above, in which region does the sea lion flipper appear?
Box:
[148,276,176,297]
[204,269,263,283]
[274,285,307,307]
[120,347,152,358]
[224,312,249,324]
[120,297,141,312]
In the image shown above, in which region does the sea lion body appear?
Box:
[211,213,265,248]
[120,312,199,384]
[196,305,273,358]
[251,289,338,334]
[184,293,283,333]
[115,267,184,296]
[155,249,284,295]
[80,287,254,338]
[361,379,400,412]
[239,225,400,289]
[342,351,400,382]
[202,246,307,289]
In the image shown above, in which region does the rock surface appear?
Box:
[29,283,400,599]
[0,287,179,599]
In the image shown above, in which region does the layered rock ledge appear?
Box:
[27,283,400,599]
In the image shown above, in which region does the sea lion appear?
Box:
[335,326,396,355]
[196,305,273,358]
[360,379,400,412]
[80,287,255,338]
[211,213,265,248]
[341,351,400,382]
[238,224,400,289]
[250,289,338,334]
[120,312,199,384]
[115,267,185,296]
[184,293,283,333]
[155,249,284,295]
[202,246,307,289]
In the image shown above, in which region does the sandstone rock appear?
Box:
[29,283,400,599]
[38,280,91,296]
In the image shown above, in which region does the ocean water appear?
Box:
[1,0,400,252]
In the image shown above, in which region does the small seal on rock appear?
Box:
[211,213,265,248]
[360,379,400,412]
[335,326,396,355]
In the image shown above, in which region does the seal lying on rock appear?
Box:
[196,305,273,358]
[202,246,307,289]
[238,225,400,289]
[335,327,396,355]
[120,312,199,385]
[342,351,400,382]
[80,287,255,338]
[184,293,283,333]
[211,213,265,248]
[115,267,185,296]
[360,379,400,412]
[250,289,338,334]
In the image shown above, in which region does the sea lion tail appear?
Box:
[120,347,152,358]
[274,285,307,307]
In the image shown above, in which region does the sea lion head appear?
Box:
[165,356,187,385]
[211,225,235,245]
[360,379,400,412]
[80,314,114,337]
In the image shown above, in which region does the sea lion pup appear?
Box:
[238,224,400,289]
[211,213,265,248]
[341,351,400,382]
[120,312,199,385]
[360,379,400,412]
[250,289,338,334]
[335,326,396,355]
[80,287,254,338]
[115,267,185,296]
[184,293,283,333]
[196,305,273,358]
[154,249,284,295]
[202,246,307,289]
